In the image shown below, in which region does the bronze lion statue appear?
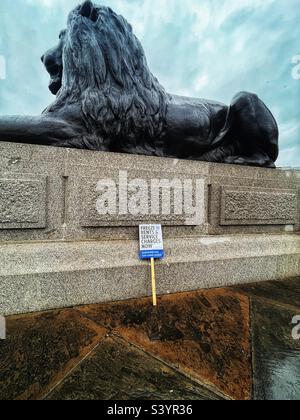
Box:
[0,1,279,167]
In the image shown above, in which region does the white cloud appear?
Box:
[195,74,210,92]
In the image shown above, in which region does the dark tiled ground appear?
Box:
[251,298,300,400]
[77,288,251,400]
[47,337,223,401]
[0,309,106,400]
[0,277,300,400]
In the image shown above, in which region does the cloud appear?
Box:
[0,0,299,167]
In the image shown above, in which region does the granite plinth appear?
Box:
[0,142,299,314]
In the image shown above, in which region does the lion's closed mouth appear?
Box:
[49,77,62,95]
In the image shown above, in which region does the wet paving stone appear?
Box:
[46,336,225,400]
[0,309,106,400]
[235,277,300,310]
[77,289,251,400]
[252,298,300,400]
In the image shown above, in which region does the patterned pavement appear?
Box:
[0,277,299,400]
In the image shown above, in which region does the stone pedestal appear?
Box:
[0,142,299,315]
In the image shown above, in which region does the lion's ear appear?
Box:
[80,1,94,18]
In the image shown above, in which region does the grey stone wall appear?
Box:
[0,142,299,315]
[0,142,299,243]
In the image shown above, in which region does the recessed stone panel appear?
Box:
[0,178,47,229]
[220,187,298,226]
[79,172,207,227]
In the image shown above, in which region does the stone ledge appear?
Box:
[1,234,299,315]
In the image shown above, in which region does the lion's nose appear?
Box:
[43,54,57,69]
[80,1,97,21]
[41,54,45,63]
[80,1,94,18]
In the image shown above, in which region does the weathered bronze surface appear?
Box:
[0,1,279,168]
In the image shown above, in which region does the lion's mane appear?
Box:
[46,5,168,151]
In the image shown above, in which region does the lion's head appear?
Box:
[41,1,168,149]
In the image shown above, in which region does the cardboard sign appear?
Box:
[139,224,164,260]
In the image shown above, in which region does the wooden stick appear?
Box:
[150,258,157,307]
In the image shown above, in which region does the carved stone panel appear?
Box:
[220,187,298,226]
[79,171,207,227]
[0,178,47,229]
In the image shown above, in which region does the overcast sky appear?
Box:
[0,0,299,167]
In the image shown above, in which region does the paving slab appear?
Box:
[235,277,300,310]
[0,309,106,400]
[77,288,252,400]
[46,337,225,400]
[252,298,300,400]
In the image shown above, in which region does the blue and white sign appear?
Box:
[139,224,164,260]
